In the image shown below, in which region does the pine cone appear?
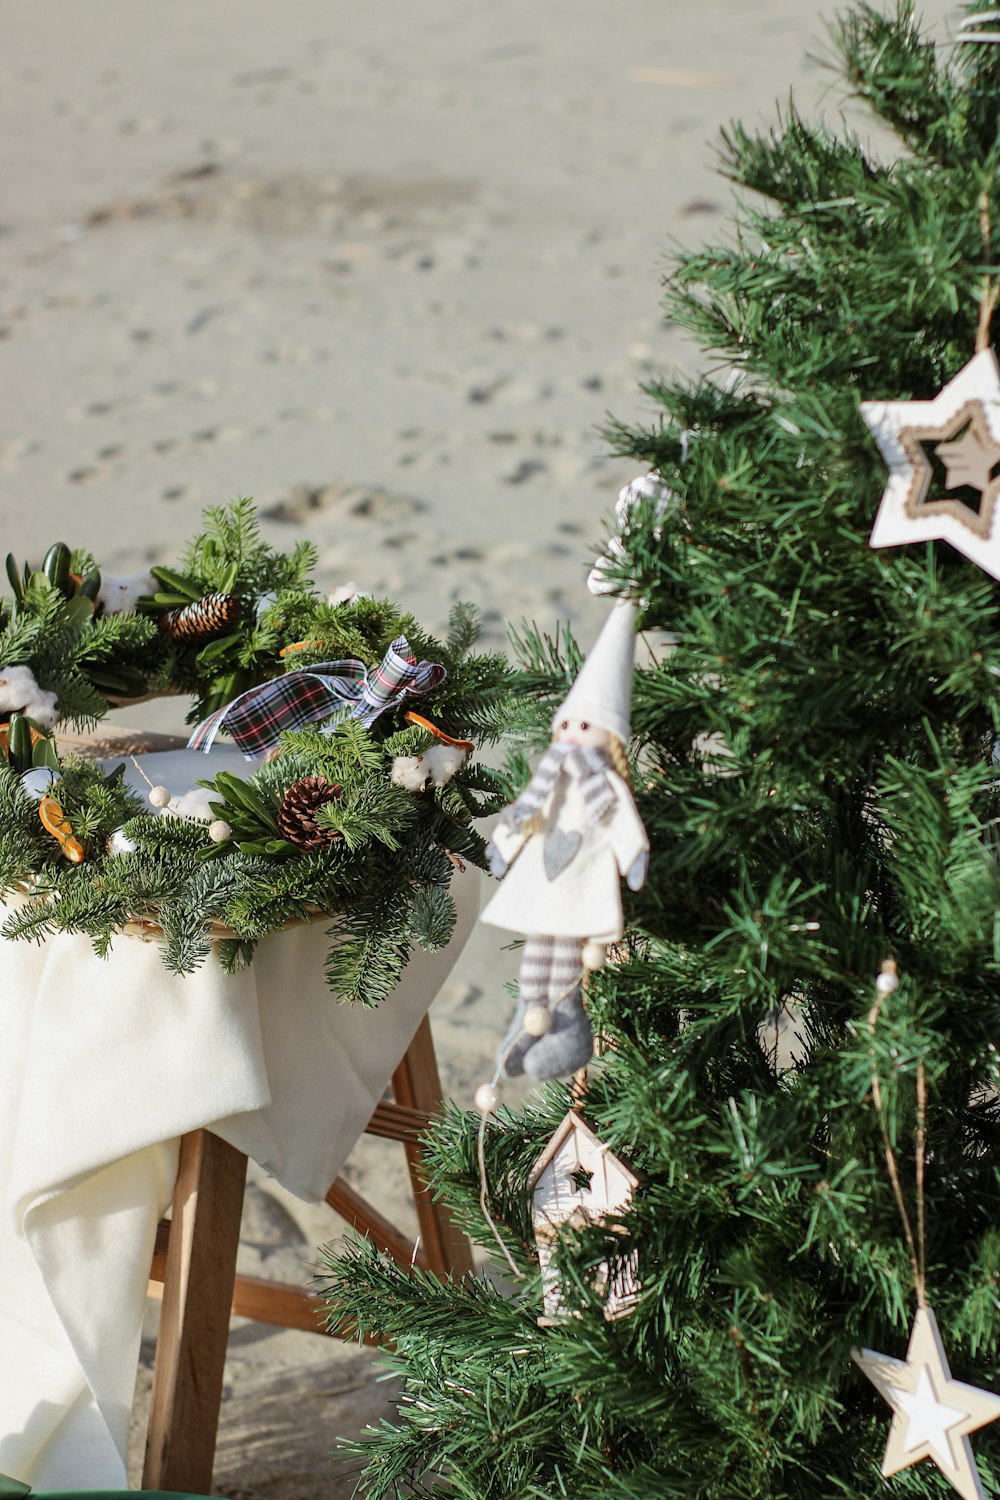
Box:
[277,775,344,849]
[162,593,240,641]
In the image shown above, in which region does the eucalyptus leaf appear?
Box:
[61,593,96,630]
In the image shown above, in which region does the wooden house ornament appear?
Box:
[526,1109,639,1325]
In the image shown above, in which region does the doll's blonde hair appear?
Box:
[608,734,633,788]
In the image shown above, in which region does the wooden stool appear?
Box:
[142,1014,472,1491]
[55,724,472,1486]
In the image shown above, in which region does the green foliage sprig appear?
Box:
[137,497,320,717]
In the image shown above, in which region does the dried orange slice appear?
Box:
[1,717,47,759]
[38,796,85,863]
[279,639,327,658]
[403,711,474,752]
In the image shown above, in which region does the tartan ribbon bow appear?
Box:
[187,636,446,758]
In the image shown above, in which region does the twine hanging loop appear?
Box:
[867,959,928,1307]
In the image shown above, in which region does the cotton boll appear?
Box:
[20,690,59,730]
[328,581,373,607]
[96,572,156,616]
[391,756,430,792]
[165,786,216,823]
[0,665,42,711]
[0,665,59,729]
[422,744,467,786]
[391,744,468,793]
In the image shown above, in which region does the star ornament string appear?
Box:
[851,961,1000,1500]
[472,965,589,1281]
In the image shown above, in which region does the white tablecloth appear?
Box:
[0,760,479,1488]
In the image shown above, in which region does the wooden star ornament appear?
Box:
[862,349,1000,577]
[852,1306,1000,1499]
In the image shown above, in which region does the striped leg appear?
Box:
[519,934,558,1002]
[523,936,593,1081]
[500,937,594,1081]
[499,936,556,1078]
[546,937,583,1005]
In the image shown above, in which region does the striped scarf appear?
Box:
[504,742,617,832]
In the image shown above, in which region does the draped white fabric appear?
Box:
[0,861,478,1489]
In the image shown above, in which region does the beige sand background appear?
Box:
[1,1,955,1494]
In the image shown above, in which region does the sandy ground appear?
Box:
[1,1,955,1494]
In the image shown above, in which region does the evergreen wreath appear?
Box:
[0,502,512,1002]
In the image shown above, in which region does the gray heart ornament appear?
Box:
[543,828,582,881]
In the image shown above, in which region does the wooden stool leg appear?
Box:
[143,1129,247,1491]
[391,1016,475,1278]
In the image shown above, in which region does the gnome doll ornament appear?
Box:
[483,600,648,1080]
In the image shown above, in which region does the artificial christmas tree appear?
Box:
[320,4,1000,1496]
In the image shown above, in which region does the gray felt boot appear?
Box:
[522,989,593,1080]
[497,999,537,1079]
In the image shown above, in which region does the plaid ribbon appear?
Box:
[187,636,446,757]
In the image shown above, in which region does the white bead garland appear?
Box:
[208,819,233,844]
[522,1004,552,1037]
[474,1083,499,1115]
[148,785,172,809]
[581,940,608,971]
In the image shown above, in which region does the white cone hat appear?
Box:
[553,598,638,744]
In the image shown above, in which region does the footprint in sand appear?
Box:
[262,480,425,525]
[503,458,548,485]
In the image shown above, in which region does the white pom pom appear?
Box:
[876,970,899,994]
[474,1083,499,1115]
[106,827,138,856]
[20,766,58,801]
[148,785,172,809]
[522,1004,552,1037]
[582,940,608,971]
[208,819,232,844]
